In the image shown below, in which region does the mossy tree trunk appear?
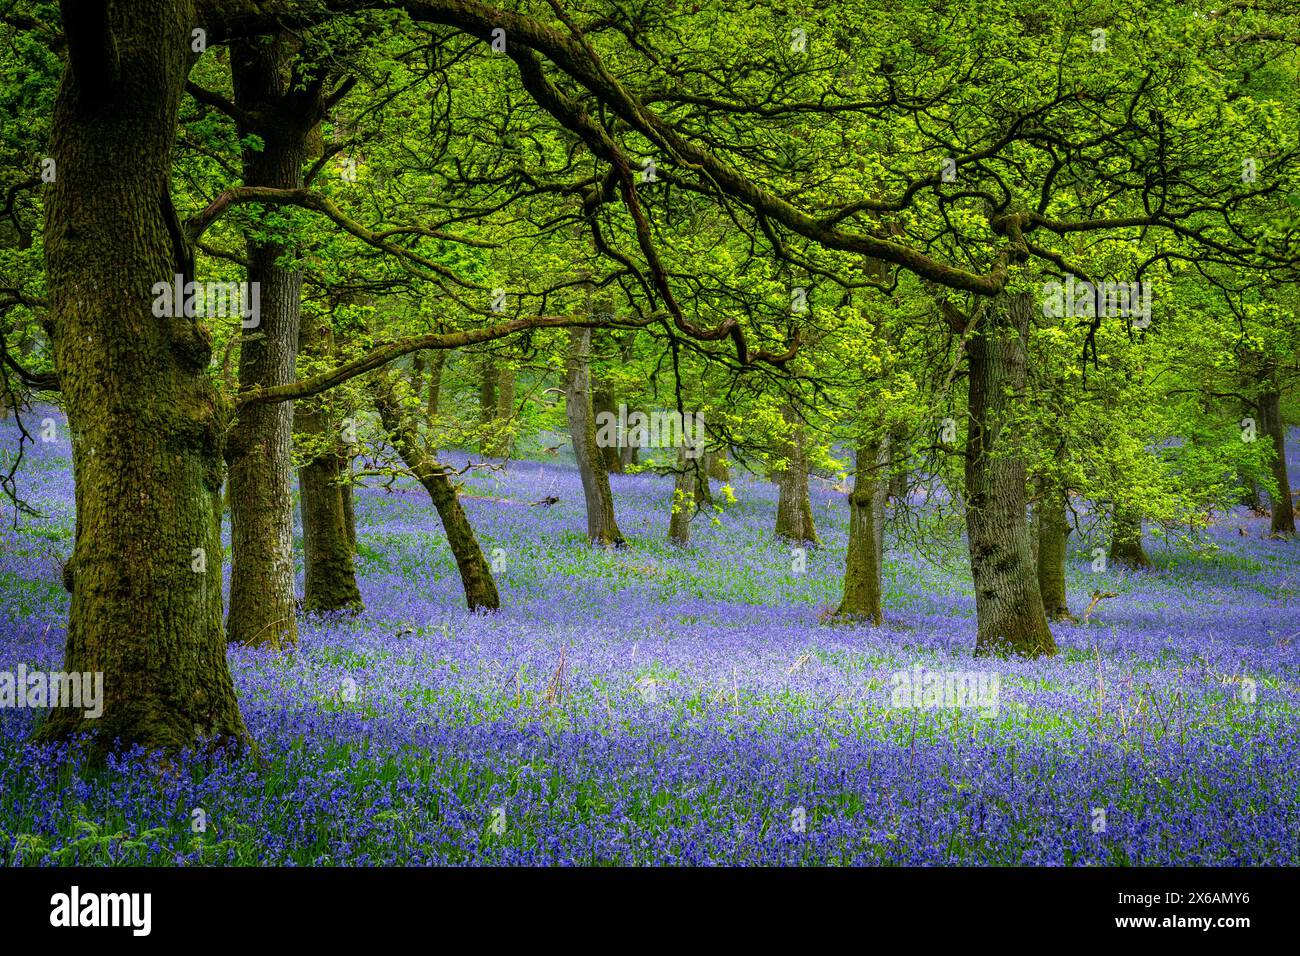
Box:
[1109,508,1151,568]
[37,0,248,752]
[224,34,319,648]
[668,445,694,545]
[1033,487,1073,621]
[834,439,886,624]
[592,374,623,474]
[775,403,818,544]
[565,326,625,545]
[295,308,362,613]
[964,293,1055,657]
[1258,375,1296,536]
[373,368,500,611]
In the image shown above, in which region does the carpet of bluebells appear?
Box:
[1,407,1297,866]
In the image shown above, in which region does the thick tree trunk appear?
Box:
[707,448,730,483]
[373,369,500,610]
[565,327,625,545]
[964,294,1055,657]
[296,310,362,613]
[693,449,713,507]
[224,35,314,648]
[1259,383,1296,536]
[1033,488,1073,621]
[668,445,694,545]
[37,0,248,752]
[1109,508,1151,568]
[834,439,886,624]
[775,404,818,544]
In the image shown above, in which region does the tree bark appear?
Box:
[1259,379,1296,536]
[707,448,730,483]
[296,309,362,613]
[887,425,908,501]
[224,34,316,648]
[373,369,500,610]
[964,294,1055,657]
[775,403,818,544]
[478,353,498,455]
[834,439,886,624]
[565,327,625,545]
[492,361,515,457]
[1109,508,1151,568]
[668,445,694,545]
[1033,488,1073,621]
[37,0,248,752]
[592,375,623,474]
[426,349,447,421]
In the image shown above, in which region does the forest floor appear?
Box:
[1,411,1297,864]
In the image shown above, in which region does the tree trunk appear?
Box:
[373,369,500,610]
[427,349,447,421]
[775,404,818,544]
[492,361,515,457]
[340,455,357,553]
[887,425,908,501]
[296,309,362,613]
[1033,488,1073,621]
[693,449,713,507]
[1259,381,1296,536]
[565,327,625,545]
[707,448,730,483]
[1109,508,1151,568]
[834,439,886,624]
[37,0,248,752]
[224,34,315,649]
[592,376,623,474]
[964,294,1055,657]
[478,354,498,455]
[668,445,694,545]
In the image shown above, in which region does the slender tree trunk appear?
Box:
[340,454,357,552]
[964,294,1055,657]
[37,0,248,751]
[592,376,623,474]
[565,327,625,545]
[1109,508,1151,568]
[1259,380,1296,536]
[373,369,499,610]
[493,361,515,457]
[478,354,498,456]
[1033,488,1073,621]
[620,427,640,469]
[296,309,362,613]
[775,404,818,544]
[888,425,908,501]
[224,34,315,648]
[668,445,694,545]
[834,439,886,624]
[427,349,447,421]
